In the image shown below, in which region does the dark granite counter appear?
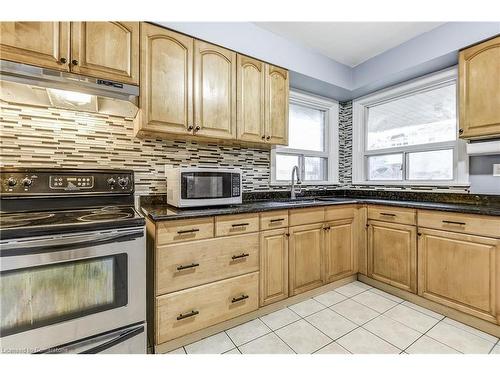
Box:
[140,194,500,222]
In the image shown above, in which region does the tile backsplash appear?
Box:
[1,101,350,195]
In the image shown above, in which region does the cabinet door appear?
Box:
[194,40,236,139]
[260,228,289,306]
[0,22,70,71]
[459,36,500,139]
[289,223,324,295]
[418,228,500,323]
[367,220,417,293]
[265,64,289,145]
[237,55,265,143]
[70,22,139,84]
[324,218,357,283]
[139,23,193,135]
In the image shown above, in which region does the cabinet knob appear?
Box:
[72,59,78,66]
[194,125,201,133]
[59,57,67,64]
[261,135,266,140]
[266,136,271,141]
[458,129,464,135]
[187,125,194,131]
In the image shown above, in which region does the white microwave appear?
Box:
[166,167,242,208]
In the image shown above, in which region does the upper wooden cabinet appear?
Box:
[418,228,500,324]
[139,23,193,136]
[0,22,70,71]
[459,36,500,139]
[237,55,266,143]
[265,64,289,145]
[194,40,237,139]
[70,22,139,85]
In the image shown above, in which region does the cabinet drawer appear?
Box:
[418,210,500,238]
[157,218,214,245]
[260,210,289,230]
[156,233,260,295]
[324,205,356,221]
[215,213,259,236]
[156,272,259,344]
[368,206,416,226]
[289,207,325,226]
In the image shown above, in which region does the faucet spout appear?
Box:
[291,165,302,200]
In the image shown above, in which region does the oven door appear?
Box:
[180,170,241,207]
[0,227,145,353]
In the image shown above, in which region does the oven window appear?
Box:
[181,172,232,199]
[0,254,127,337]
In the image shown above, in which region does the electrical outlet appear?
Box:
[493,164,500,177]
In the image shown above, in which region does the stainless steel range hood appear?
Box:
[0,60,139,118]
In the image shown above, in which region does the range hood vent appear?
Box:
[466,140,500,156]
[0,60,139,118]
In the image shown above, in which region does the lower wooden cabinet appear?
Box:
[367,220,417,293]
[324,218,357,283]
[156,272,259,344]
[289,223,324,295]
[418,228,500,324]
[260,228,289,306]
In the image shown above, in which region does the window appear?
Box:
[271,90,339,184]
[352,67,468,186]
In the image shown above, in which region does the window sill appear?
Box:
[351,181,470,188]
[270,181,340,187]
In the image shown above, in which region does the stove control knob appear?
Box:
[107,178,116,187]
[22,178,33,187]
[117,177,129,188]
[7,177,17,187]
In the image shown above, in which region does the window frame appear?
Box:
[271,90,339,185]
[352,67,469,187]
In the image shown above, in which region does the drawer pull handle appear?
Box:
[231,223,249,227]
[176,263,200,271]
[270,218,285,223]
[177,310,199,320]
[177,228,200,235]
[380,213,396,217]
[231,294,249,303]
[231,253,249,260]
[442,220,466,226]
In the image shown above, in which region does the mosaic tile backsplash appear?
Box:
[0,101,352,195]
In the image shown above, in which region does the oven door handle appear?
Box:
[0,228,144,257]
[81,324,145,354]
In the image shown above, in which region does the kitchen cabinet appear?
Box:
[70,22,139,84]
[260,228,289,306]
[289,223,324,295]
[139,23,194,136]
[324,218,357,283]
[265,64,289,145]
[0,22,70,71]
[459,36,500,139]
[193,40,237,139]
[367,220,417,293]
[237,55,266,143]
[418,228,500,323]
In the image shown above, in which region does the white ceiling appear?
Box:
[254,22,445,67]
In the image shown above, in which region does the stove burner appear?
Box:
[77,209,133,222]
[0,213,55,228]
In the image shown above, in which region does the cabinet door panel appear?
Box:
[418,228,500,323]
[194,40,236,139]
[260,228,289,306]
[368,220,417,293]
[289,223,324,295]
[237,55,265,143]
[140,23,193,135]
[0,22,70,71]
[459,36,500,139]
[70,22,139,84]
[324,218,357,283]
[265,65,288,145]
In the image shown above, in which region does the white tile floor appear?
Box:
[166,281,500,354]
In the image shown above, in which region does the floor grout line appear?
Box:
[257,316,298,354]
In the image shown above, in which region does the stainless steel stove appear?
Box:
[0,168,146,354]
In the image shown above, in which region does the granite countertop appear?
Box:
[141,196,500,222]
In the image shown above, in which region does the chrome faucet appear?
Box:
[291,165,302,200]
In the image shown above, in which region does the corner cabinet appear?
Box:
[70,22,139,84]
[418,228,500,324]
[138,23,194,136]
[459,36,500,139]
[193,40,237,140]
[260,228,289,306]
[0,22,70,71]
